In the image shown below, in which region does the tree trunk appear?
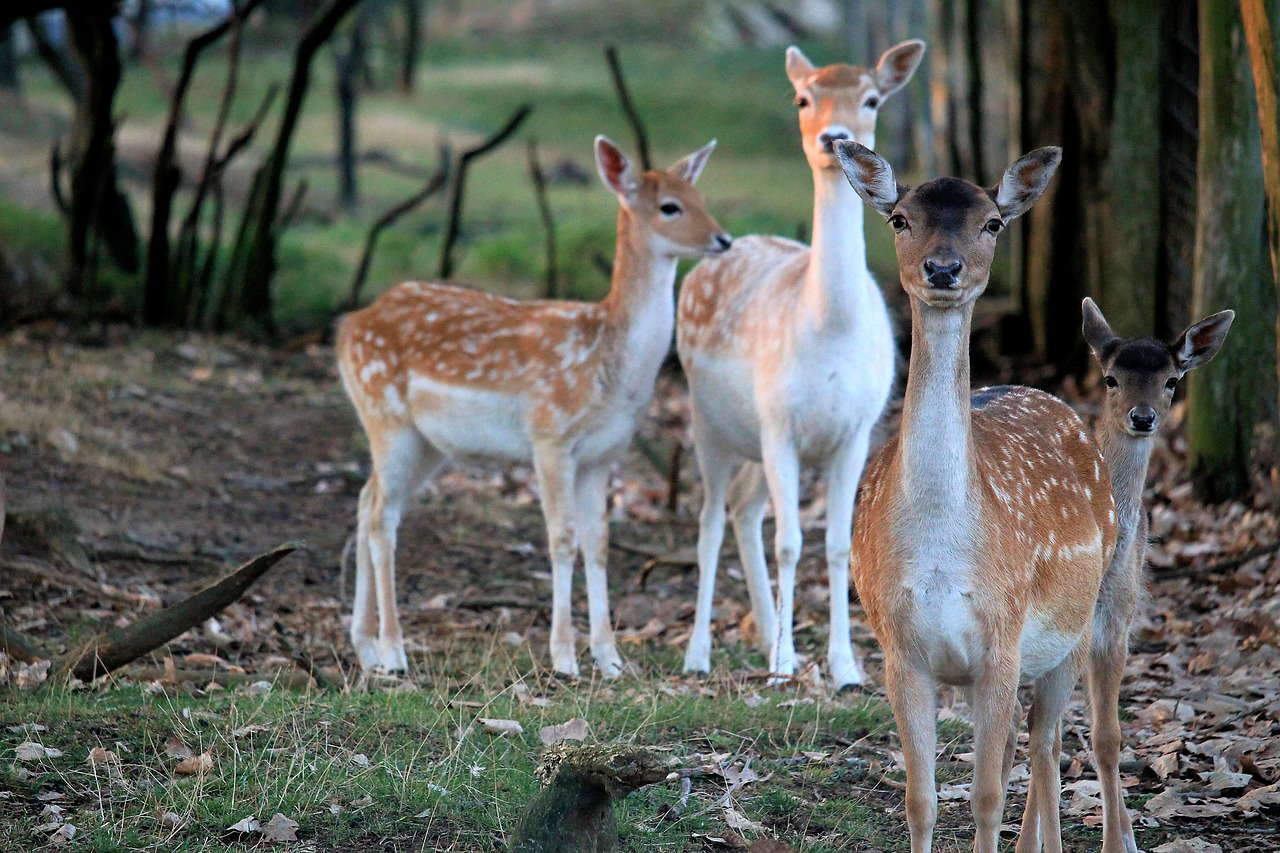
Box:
[220,0,362,331]
[27,14,84,102]
[0,24,20,93]
[335,9,368,212]
[399,0,421,93]
[1186,0,1278,502]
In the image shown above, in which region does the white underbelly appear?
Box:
[408,376,532,462]
[683,351,764,460]
[1018,611,1080,681]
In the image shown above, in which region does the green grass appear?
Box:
[1,643,900,852]
[6,27,907,331]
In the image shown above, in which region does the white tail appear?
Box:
[675,40,925,689]
[337,136,730,677]
[840,141,1118,853]
[1081,298,1232,853]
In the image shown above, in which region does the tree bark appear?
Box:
[399,0,421,93]
[334,8,369,212]
[1186,0,1278,502]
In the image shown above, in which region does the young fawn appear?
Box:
[677,41,925,688]
[838,140,1116,853]
[337,137,730,677]
[1081,298,1233,853]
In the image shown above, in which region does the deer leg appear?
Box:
[351,474,382,671]
[534,444,580,678]
[575,461,623,678]
[1090,633,1139,853]
[970,656,1020,853]
[684,426,736,674]
[760,437,802,679]
[1016,653,1079,853]
[824,430,870,691]
[887,659,939,853]
[728,463,775,657]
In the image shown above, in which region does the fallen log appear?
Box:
[59,542,301,681]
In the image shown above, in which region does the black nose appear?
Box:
[715,233,733,251]
[923,258,963,288]
[1129,407,1157,432]
[819,131,849,153]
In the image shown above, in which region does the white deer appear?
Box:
[676,41,925,688]
[337,137,730,677]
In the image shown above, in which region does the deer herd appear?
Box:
[337,40,1233,853]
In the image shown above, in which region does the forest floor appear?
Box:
[1,325,1278,852]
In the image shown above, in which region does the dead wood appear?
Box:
[1152,540,1280,580]
[603,46,651,171]
[122,665,322,691]
[59,542,301,682]
[1,622,48,664]
[2,506,95,578]
[438,105,532,279]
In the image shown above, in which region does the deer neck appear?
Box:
[1097,426,1153,549]
[897,300,977,525]
[601,208,678,364]
[802,168,870,329]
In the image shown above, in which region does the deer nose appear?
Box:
[819,131,849,153]
[714,233,733,252]
[923,258,964,288]
[1129,406,1157,433]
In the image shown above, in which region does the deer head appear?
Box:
[594,136,731,258]
[1082,298,1234,437]
[835,142,1061,308]
[784,40,925,172]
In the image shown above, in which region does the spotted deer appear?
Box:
[1081,298,1233,853]
[677,40,925,688]
[337,137,730,677]
[837,140,1118,853]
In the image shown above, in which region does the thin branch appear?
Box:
[438,105,533,279]
[347,144,451,309]
[1153,541,1280,580]
[604,45,651,170]
[526,137,558,298]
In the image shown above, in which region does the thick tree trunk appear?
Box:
[221,0,362,331]
[1186,0,1278,502]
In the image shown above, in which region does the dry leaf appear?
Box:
[261,813,299,843]
[174,751,214,775]
[15,742,62,761]
[1153,840,1223,853]
[723,806,764,833]
[227,815,261,834]
[539,717,589,746]
[48,823,76,846]
[86,747,117,766]
[478,718,523,737]
[164,737,193,759]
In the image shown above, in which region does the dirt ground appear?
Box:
[2,323,1278,851]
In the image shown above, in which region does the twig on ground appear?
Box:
[1153,540,1280,580]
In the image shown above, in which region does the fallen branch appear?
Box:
[346,144,451,309]
[122,665,321,691]
[604,45,651,170]
[438,105,532,279]
[59,542,301,681]
[1,623,47,664]
[1153,541,1280,580]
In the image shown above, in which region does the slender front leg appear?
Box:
[351,474,385,670]
[760,436,802,678]
[971,655,1021,853]
[728,463,776,656]
[1089,635,1140,853]
[887,658,939,853]
[824,429,871,690]
[533,443,579,678]
[1016,652,1080,853]
[575,461,624,678]
[684,420,735,674]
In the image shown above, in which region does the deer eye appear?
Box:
[984,218,1005,235]
[659,202,682,216]
[864,96,880,110]
[795,96,810,108]
[1104,375,1118,388]
[888,214,908,232]
[1165,377,1178,391]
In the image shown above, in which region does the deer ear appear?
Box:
[785,46,816,85]
[670,139,716,185]
[1081,298,1118,363]
[1172,310,1234,373]
[836,141,900,216]
[595,135,639,203]
[874,39,926,99]
[993,147,1062,220]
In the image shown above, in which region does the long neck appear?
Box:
[601,209,678,353]
[1097,425,1154,539]
[897,301,976,517]
[801,168,870,328]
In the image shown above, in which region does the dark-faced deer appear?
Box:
[337,137,730,677]
[677,41,925,688]
[1081,298,1233,853]
[838,140,1118,853]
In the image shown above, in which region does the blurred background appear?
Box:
[0,0,1276,502]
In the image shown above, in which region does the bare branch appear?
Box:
[604,45,651,171]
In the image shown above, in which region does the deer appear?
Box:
[676,40,926,689]
[1081,298,1233,853]
[836,139,1117,853]
[336,137,731,678]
